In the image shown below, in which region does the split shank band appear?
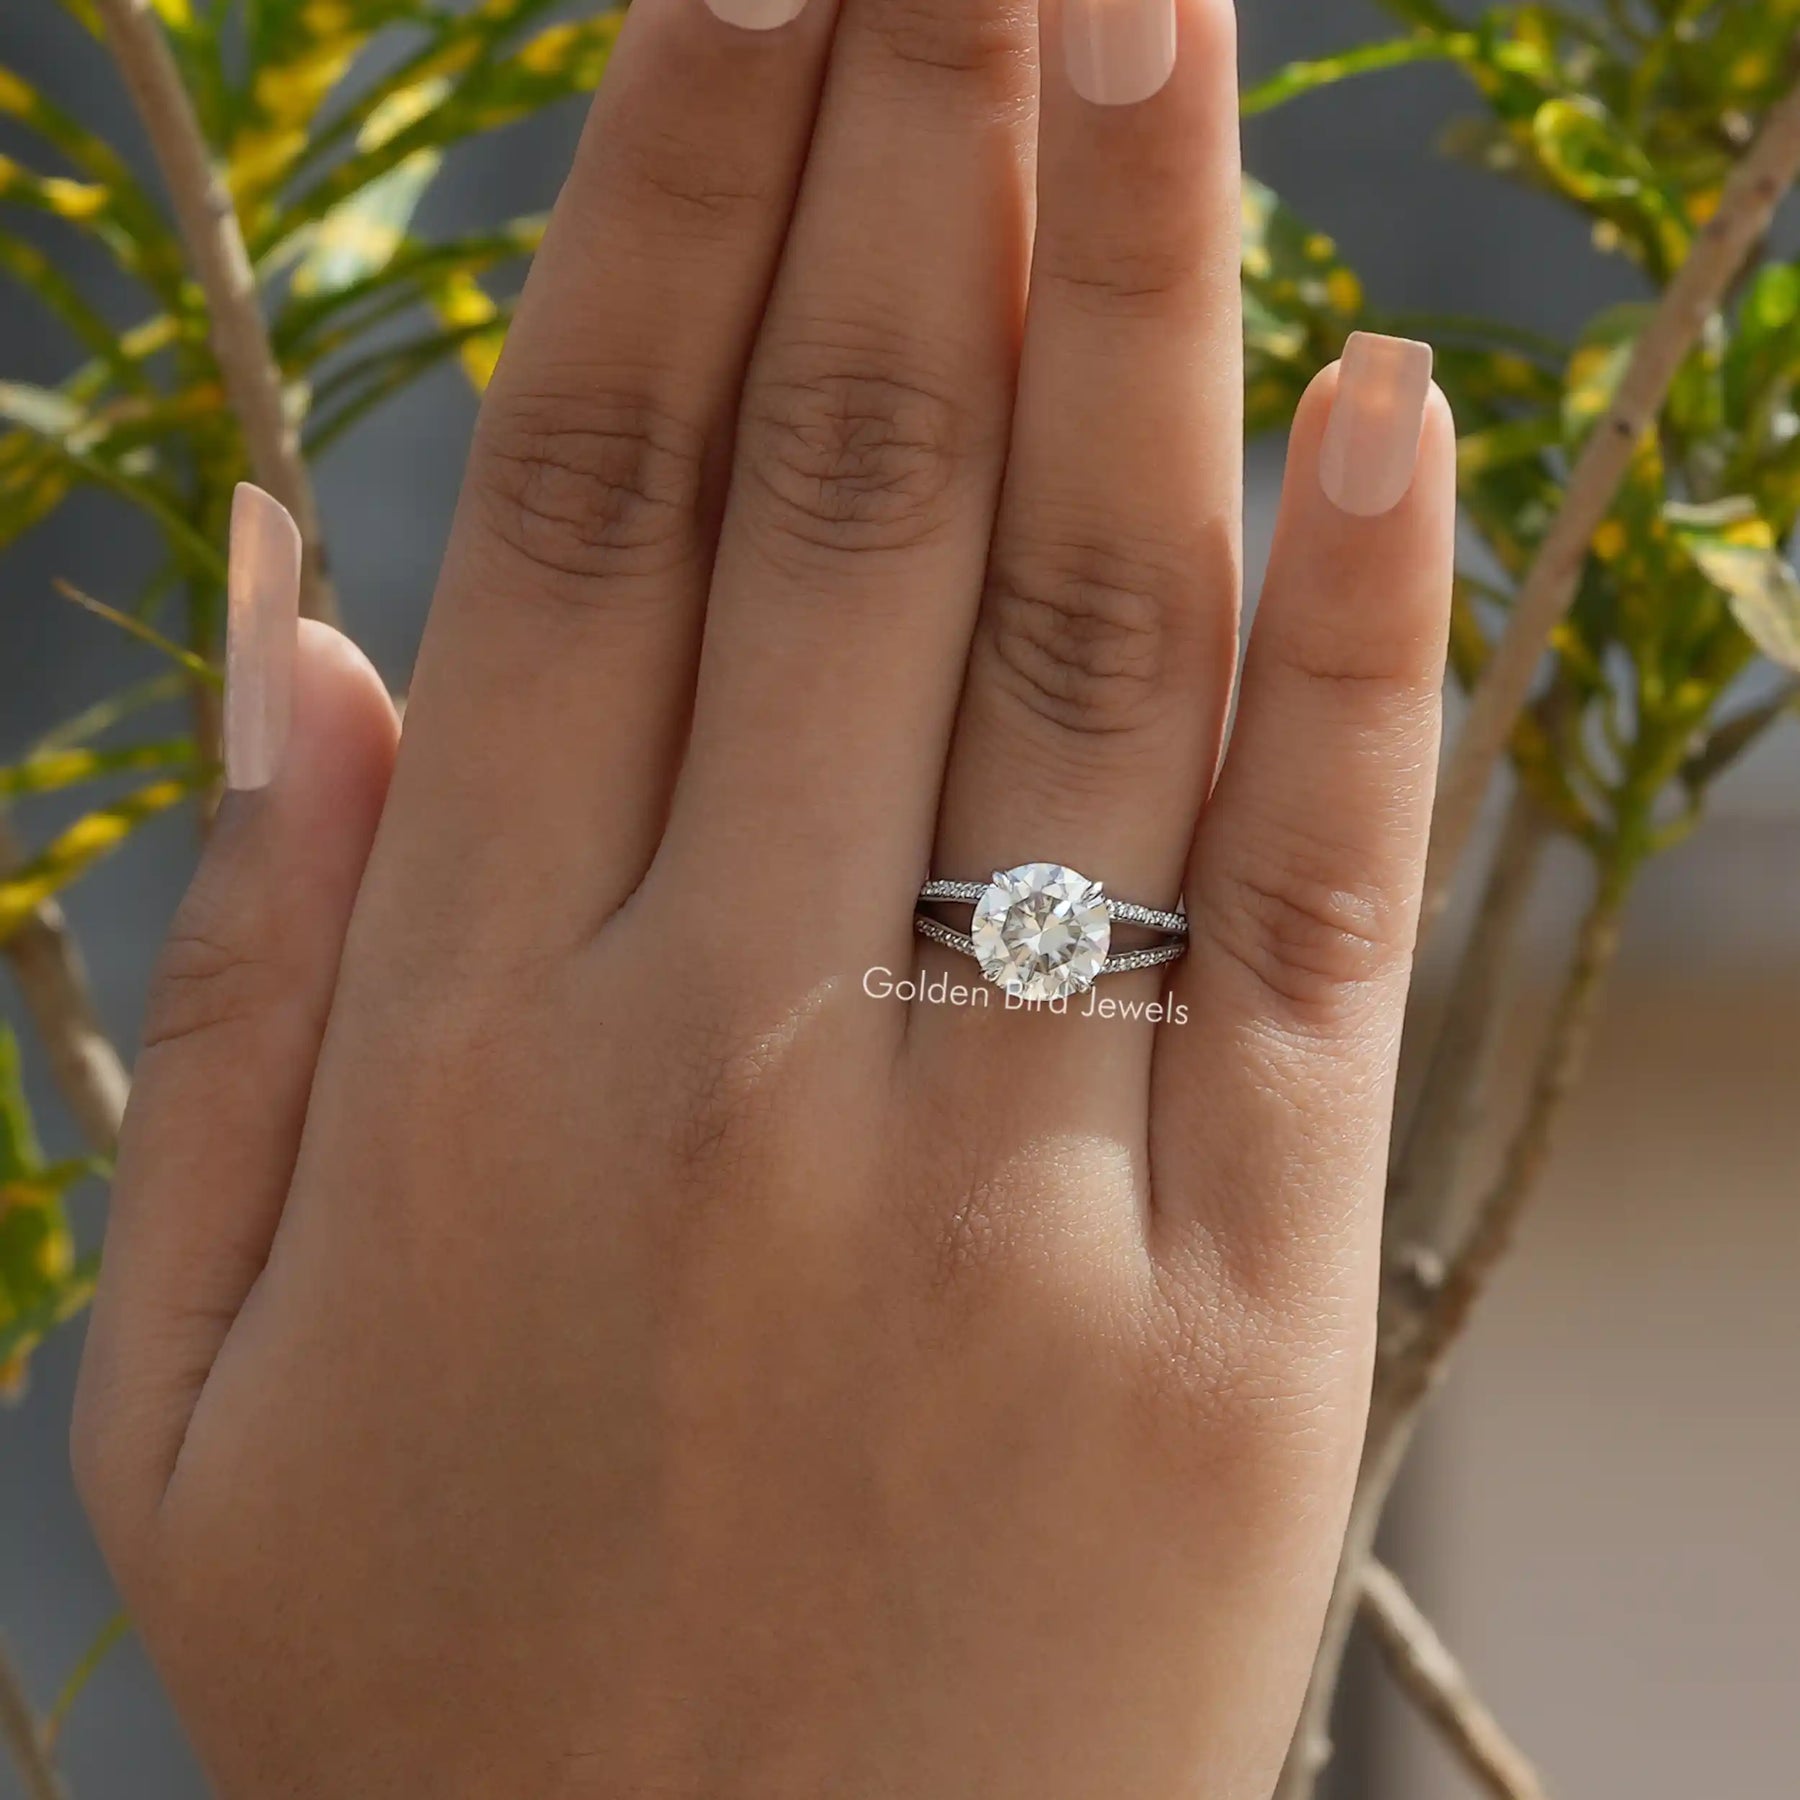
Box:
[914,864,1188,1004]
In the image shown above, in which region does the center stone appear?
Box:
[971,864,1112,1003]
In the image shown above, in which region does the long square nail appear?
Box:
[1318,333,1435,519]
[225,483,302,792]
[1065,0,1178,107]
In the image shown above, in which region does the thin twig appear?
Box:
[1391,874,1627,1387]
[1279,870,1629,1800]
[1360,1562,1551,1800]
[0,1638,69,1800]
[1419,69,1800,934]
[0,814,128,1155]
[1387,787,1550,1274]
[91,0,338,628]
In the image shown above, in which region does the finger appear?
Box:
[920,0,1241,1097]
[1153,339,1454,1262]
[73,495,397,1564]
[364,0,841,957]
[651,0,1038,973]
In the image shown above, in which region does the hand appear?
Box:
[73,0,1454,1794]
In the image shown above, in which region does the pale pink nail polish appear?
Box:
[705,0,808,29]
[1318,333,1435,519]
[1065,0,1178,107]
[225,483,301,792]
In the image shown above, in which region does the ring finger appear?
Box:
[918,0,1243,1104]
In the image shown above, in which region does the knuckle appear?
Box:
[655,1008,794,1190]
[741,334,974,558]
[863,0,1030,89]
[605,119,775,228]
[142,914,280,1057]
[1031,167,1203,321]
[1263,603,1444,697]
[471,384,707,591]
[983,537,1196,737]
[1035,240,1197,319]
[1198,830,1410,1029]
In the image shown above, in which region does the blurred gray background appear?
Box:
[4,4,1796,1796]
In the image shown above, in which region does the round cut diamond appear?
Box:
[971,864,1111,1002]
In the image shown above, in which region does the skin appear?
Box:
[71,0,1457,1794]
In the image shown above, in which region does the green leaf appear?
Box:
[0,231,155,395]
[0,1252,98,1400]
[1242,33,1476,117]
[290,0,570,180]
[0,739,200,801]
[304,304,519,451]
[270,12,624,255]
[1671,513,1800,674]
[275,218,544,366]
[0,1027,94,1399]
[1529,96,1689,270]
[1725,261,1800,430]
[0,65,170,237]
[57,580,226,685]
[227,0,421,213]
[0,1025,42,1182]
[1457,412,1563,479]
[44,1613,132,1754]
[288,149,445,298]
[28,674,189,758]
[0,775,203,944]
[1241,178,1365,435]
[0,151,182,305]
[1682,681,1800,791]
[0,381,227,579]
[1561,302,1653,445]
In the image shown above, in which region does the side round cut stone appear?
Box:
[971,864,1111,1002]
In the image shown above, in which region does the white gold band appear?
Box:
[915,865,1188,1002]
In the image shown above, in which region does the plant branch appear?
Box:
[1388,787,1550,1269]
[1360,1562,1551,1800]
[0,1637,69,1800]
[91,0,338,627]
[1279,866,1629,1800]
[0,815,128,1155]
[1419,70,1800,934]
[1389,872,1626,1389]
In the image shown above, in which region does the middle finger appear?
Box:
[650,0,1040,979]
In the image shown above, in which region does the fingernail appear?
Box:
[705,0,808,29]
[1318,333,1435,519]
[225,483,301,792]
[1065,0,1178,106]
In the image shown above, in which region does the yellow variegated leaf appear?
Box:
[0,777,201,943]
[0,156,107,220]
[0,1027,97,1397]
[1681,538,1800,674]
[360,76,455,152]
[432,270,506,390]
[0,740,198,801]
[291,150,444,297]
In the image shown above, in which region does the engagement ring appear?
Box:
[915,863,1188,1004]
